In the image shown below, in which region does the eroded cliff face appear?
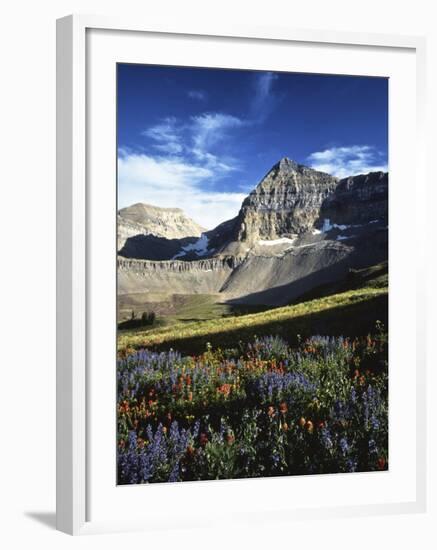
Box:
[117,256,246,296]
[234,158,339,241]
[118,255,245,274]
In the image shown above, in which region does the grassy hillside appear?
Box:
[118,293,270,328]
[289,261,388,304]
[118,284,388,355]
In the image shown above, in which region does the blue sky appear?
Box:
[117,64,388,229]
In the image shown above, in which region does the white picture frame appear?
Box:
[56,14,427,535]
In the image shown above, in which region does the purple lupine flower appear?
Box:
[320,427,333,450]
[339,438,349,455]
[168,462,180,482]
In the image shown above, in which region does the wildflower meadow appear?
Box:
[117,329,388,484]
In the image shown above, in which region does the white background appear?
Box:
[0,0,435,548]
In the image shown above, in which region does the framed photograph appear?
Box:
[56,14,427,535]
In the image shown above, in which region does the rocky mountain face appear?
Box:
[203,159,387,257]
[234,158,338,241]
[118,203,205,251]
[319,171,388,226]
[117,158,388,305]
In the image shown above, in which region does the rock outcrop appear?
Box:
[318,171,388,227]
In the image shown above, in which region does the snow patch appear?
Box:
[172,234,210,259]
[258,237,296,246]
[317,218,382,234]
[322,218,348,232]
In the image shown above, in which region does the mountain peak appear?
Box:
[122,202,183,214]
[273,157,339,178]
[270,157,328,178]
[276,157,300,171]
[236,157,340,240]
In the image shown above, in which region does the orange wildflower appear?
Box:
[119,401,130,413]
[305,420,314,434]
[217,383,231,397]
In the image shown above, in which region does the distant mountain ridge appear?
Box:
[117,158,388,306]
[118,202,205,252]
[118,158,388,260]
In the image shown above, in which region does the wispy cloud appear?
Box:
[307,145,388,178]
[250,72,279,122]
[118,151,246,228]
[141,117,183,155]
[120,111,248,228]
[119,74,281,226]
[187,89,207,101]
[140,112,243,173]
[191,112,245,151]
